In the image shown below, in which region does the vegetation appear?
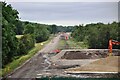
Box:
[34,25,50,43]
[58,38,88,50]
[71,22,120,49]
[57,40,66,50]
[1,2,120,77]
[2,39,50,76]
[2,2,19,67]
[1,2,73,69]
[17,34,35,55]
[67,39,88,49]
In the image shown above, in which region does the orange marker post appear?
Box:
[109,39,112,56]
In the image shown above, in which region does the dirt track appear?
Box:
[6,34,66,78]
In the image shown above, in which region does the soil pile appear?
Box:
[61,51,108,59]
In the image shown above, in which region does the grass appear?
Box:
[57,38,88,50]
[57,39,66,50]
[1,37,52,77]
[16,35,23,39]
[67,38,88,49]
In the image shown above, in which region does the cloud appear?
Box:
[4,0,120,2]
[8,2,118,26]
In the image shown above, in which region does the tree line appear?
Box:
[2,2,72,68]
[71,22,120,49]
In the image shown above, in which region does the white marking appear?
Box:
[65,71,118,74]
[37,74,42,76]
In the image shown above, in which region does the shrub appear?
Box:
[18,34,35,55]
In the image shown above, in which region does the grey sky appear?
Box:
[8,2,118,26]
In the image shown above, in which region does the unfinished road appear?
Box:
[4,34,120,79]
[6,34,66,78]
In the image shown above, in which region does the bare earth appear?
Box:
[6,34,66,78]
[66,56,120,72]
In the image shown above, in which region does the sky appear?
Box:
[3,0,120,2]
[7,2,118,26]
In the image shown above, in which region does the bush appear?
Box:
[18,34,35,55]
[35,26,50,43]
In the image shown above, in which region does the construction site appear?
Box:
[2,2,120,80]
[5,33,120,79]
[50,49,120,77]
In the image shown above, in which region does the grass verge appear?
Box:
[57,38,88,50]
[1,37,52,77]
[57,39,66,50]
[67,38,88,49]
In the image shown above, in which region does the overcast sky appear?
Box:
[8,2,118,26]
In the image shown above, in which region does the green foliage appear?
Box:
[15,21,23,35]
[35,25,50,43]
[24,24,34,34]
[2,2,52,68]
[18,34,35,55]
[50,24,57,34]
[1,2,74,69]
[2,2,19,67]
[49,25,73,33]
[71,22,120,49]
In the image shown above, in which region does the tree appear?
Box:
[24,24,34,34]
[71,22,119,49]
[51,24,57,34]
[2,2,19,67]
[15,21,24,35]
[18,34,35,55]
[35,25,50,43]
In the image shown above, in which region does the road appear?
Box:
[6,34,66,78]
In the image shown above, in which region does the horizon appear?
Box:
[21,20,118,26]
[7,2,118,26]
